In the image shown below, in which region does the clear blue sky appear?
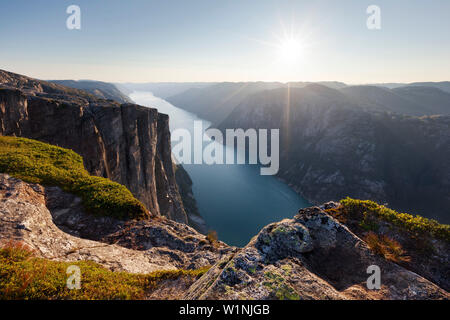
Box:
[1,0,449,83]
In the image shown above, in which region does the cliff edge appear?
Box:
[0,69,188,224]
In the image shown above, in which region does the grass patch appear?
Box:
[0,136,147,220]
[0,242,209,300]
[339,198,450,242]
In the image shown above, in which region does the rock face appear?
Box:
[0,174,232,273]
[0,69,187,224]
[175,165,208,234]
[184,206,449,300]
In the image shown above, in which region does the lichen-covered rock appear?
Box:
[255,220,313,261]
[184,207,449,300]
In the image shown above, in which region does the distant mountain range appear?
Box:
[372,81,450,93]
[119,82,214,99]
[165,81,450,125]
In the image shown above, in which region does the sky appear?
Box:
[0,0,449,83]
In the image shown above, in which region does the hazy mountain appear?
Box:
[407,82,450,94]
[289,81,348,90]
[120,82,214,99]
[166,82,285,124]
[166,82,349,125]
[371,81,450,94]
[218,84,450,223]
[49,79,132,103]
[393,86,450,114]
[340,85,450,116]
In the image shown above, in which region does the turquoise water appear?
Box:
[131,91,310,247]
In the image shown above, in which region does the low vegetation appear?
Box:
[338,198,450,242]
[364,232,411,263]
[0,242,209,300]
[206,230,219,248]
[0,136,148,220]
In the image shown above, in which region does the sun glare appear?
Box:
[277,38,304,64]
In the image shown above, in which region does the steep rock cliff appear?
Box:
[0,70,187,223]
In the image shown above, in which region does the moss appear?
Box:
[0,136,147,220]
[280,264,292,275]
[272,226,288,235]
[263,271,300,300]
[339,198,450,242]
[0,243,209,300]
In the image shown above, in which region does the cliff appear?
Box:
[0,69,188,224]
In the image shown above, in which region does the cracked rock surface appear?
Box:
[0,174,232,273]
[184,207,449,300]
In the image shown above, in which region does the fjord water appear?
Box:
[131,91,310,247]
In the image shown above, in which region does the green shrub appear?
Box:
[0,242,209,300]
[0,136,147,220]
[340,198,450,242]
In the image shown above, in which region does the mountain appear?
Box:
[371,82,450,94]
[49,79,133,103]
[167,82,285,124]
[0,69,189,224]
[392,86,450,115]
[340,85,450,116]
[120,82,215,99]
[218,84,450,223]
[407,81,450,94]
[289,81,348,90]
[166,82,349,125]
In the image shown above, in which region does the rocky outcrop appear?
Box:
[0,174,232,273]
[184,206,449,300]
[0,69,188,224]
[0,173,447,299]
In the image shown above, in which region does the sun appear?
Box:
[277,37,304,64]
